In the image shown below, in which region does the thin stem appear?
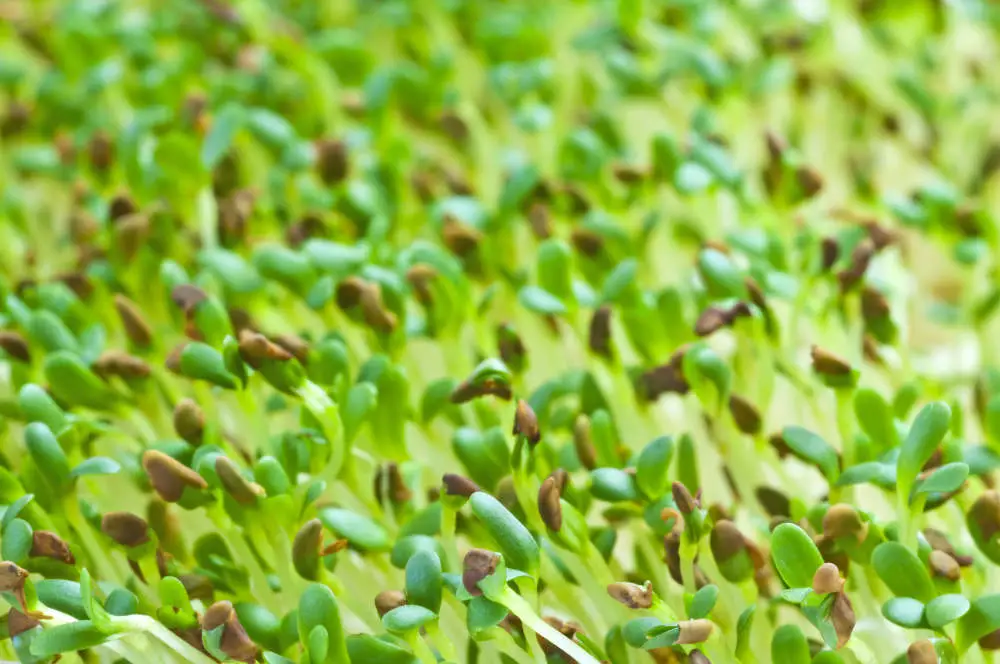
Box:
[441,503,460,572]
[489,635,537,664]
[115,614,219,664]
[500,588,602,664]
[405,631,438,664]
[426,620,459,662]
[680,540,698,594]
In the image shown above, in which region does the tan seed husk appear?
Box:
[573,415,597,470]
[272,334,310,365]
[607,581,653,609]
[201,600,257,663]
[928,549,961,582]
[180,574,215,602]
[756,486,791,517]
[285,215,325,248]
[588,305,613,358]
[101,512,150,548]
[316,139,350,185]
[315,139,349,185]
[173,398,205,447]
[837,239,875,291]
[831,591,855,649]
[215,456,265,505]
[812,562,844,594]
[7,608,39,637]
[375,590,407,618]
[355,282,398,333]
[142,449,209,502]
[292,519,322,563]
[450,378,512,404]
[165,344,186,374]
[676,619,714,645]
[811,345,853,376]
[527,202,552,239]
[823,504,868,541]
[689,650,712,664]
[29,531,75,565]
[497,323,527,369]
[728,394,762,435]
[538,475,563,532]
[170,284,208,314]
[442,219,483,257]
[694,302,751,337]
[406,265,437,306]
[0,562,28,592]
[982,628,1000,650]
[710,520,746,562]
[89,131,114,171]
[442,473,480,499]
[570,228,604,257]
[462,549,499,597]
[238,330,293,368]
[0,331,31,363]
[374,463,412,504]
[796,165,823,197]
[93,350,151,380]
[820,237,840,271]
[114,294,153,347]
[906,639,939,664]
[672,482,698,515]
[861,286,891,321]
[970,490,1000,542]
[612,163,647,184]
[513,399,541,445]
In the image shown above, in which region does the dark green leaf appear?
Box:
[781,426,840,481]
[957,594,1000,653]
[319,508,391,552]
[897,402,951,496]
[872,542,935,602]
[770,523,824,589]
[466,596,509,635]
[382,605,436,633]
[346,634,418,664]
[71,457,120,478]
[518,285,567,316]
[771,624,810,664]
[29,621,111,657]
[881,597,925,628]
[590,468,641,502]
[1,518,32,563]
[689,585,718,619]
[915,462,969,495]
[469,492,539,575]
[201,104,245,168]
[635,436,673,499]
[405,549,442,613]
[925,594,970,630]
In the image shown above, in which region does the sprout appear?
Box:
[3,3,1000,663]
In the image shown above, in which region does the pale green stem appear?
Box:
[499,588,602,664]
[64,497,123,588]
[441,503,460,572]
[405,631,438,664]
[680,539,698,594]
[115,614,219,664]
[426,620,459,662]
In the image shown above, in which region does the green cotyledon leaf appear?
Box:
[770,523,824,590]
[469,492,539,575]
[897,402,951,498]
